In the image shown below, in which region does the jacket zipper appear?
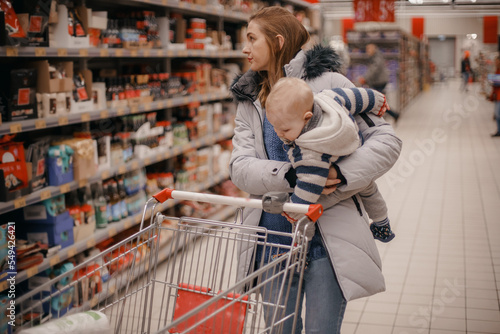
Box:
[351,195,363,216]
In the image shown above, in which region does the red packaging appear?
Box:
[0,0,26,38]
[0,142,28,192]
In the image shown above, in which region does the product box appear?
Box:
[25,138,51,191]
[70,69,94,113]
[0,68,38,122]
[18,210,74,249]
[49,4,89,48]
[0,142,33,202]
[53,138,96,181]
[47,145,74,186]
[22,195,66,224]
[31,60,74,93]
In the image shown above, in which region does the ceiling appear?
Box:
[319,0,500,19]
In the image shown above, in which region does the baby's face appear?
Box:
[267,108,306,143]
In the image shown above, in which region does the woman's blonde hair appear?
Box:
[249,6,310,106]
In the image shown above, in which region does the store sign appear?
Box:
[354,0,395,22]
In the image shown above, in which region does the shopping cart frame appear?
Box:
[16,188,323,334]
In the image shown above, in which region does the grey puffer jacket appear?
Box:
[229,45,402,301]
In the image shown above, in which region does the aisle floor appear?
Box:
[150,79,500,334]
[341,79,500,334]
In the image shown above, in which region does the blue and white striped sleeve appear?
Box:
[330,88,386,117]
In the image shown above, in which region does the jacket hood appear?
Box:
[230,45,342,102]
[296,90,360,156]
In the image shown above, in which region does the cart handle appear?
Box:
[153,188,323,222]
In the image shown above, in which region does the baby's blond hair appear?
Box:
[266,77,314,119]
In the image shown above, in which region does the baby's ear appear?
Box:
[303,111,313,122]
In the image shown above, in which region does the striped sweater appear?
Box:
[287,88,386,209]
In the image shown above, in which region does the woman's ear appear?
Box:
[276,34,284,50]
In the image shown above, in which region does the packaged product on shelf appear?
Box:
[0,141,30,200]
[0,68,38,122]
[52,138,96,181]
[91,182,108,229]
[73,185,96,242]
[46,144,74,186]
[22,1,52,46]
[25,137,50,191]
[19,199,75,249]
[157,121,173,148]
[67,190,83,227]
[0,0,26,44]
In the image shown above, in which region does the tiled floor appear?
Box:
[341,79,500,334]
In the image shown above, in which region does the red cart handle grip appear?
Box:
[153,188,174,203]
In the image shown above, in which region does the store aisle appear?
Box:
[342,79,500,334]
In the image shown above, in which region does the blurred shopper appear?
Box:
[359,43,400,122]
[461,50,472,92]
[490,56,500,137]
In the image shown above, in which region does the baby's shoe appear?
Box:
[370,223,395,243]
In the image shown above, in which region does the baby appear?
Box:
[265,77,395,242]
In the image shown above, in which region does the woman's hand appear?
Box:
[322,166,342,195]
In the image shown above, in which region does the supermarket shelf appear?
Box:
[0,126,234,215]
[0,91,231,135]
[281,0,318,8]
[0,47,246,59]
[8,172,231,291]
[347,38,400,45]
[349,53,400,60]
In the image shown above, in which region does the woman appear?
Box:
[229,6,402,333]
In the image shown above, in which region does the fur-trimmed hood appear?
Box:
[230,44,342,103]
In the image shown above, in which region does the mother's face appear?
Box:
[243,20,271,72]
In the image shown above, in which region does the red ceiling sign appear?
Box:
[354,0,395,23]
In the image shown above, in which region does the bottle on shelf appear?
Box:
[109,180,122,222]
[66,190,83,227]
[92,182,108,229]
[117,177,128,220]
[78,185,96,228]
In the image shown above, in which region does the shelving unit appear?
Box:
[1,0,322,304]
[346,29,430,112]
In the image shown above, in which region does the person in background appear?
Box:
[490,56,500,137]
[461,50,472,92]
[230,6,402,334]
[359,43,400,122]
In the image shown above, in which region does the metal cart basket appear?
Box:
[16,188,323,334]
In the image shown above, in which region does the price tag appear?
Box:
[40,190,51,200]
[100,110,109,119]
[35,119,46,129]
[166,50,174,57]
[144,157,151,165]
[6,48,18,57]
[179,1,186,7]
[131,161,139,169]
[9,123,22,133]
[90,296,98,308]
[100,49,109,57]
[124,219,132,229]
[57,48,68,56]
[0,281,7,292]
[183,97,190,105]
[58,116,68,126]
[81,113,90,122]
[156,49,164,57]
[116,108,125,116]
[109,284,116,295]
[78,179,87,188]
[162,0,168,4]
[35,48,46,56]
[101,170,110,179]
[144,102,151,111]
[143,49,151,57]
[50,255,61,266]
[79,49,89,57]
[179,50,188,57]
[27,267,38,278]
[157,101,164,109]
[14,197,26,209]
[67,247,77,258]
[118,165,127,174]
[86,239,96,249]
[166,100,173,108]
[130,49,138,57]
[135,215,142,224]
[130,105,138,114]
[60,183,71,193]
[108,227,117,237]
[115,49,124,57]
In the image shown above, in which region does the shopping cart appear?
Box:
[16,188,323,334]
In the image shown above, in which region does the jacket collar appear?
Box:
[230,44,342,103]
